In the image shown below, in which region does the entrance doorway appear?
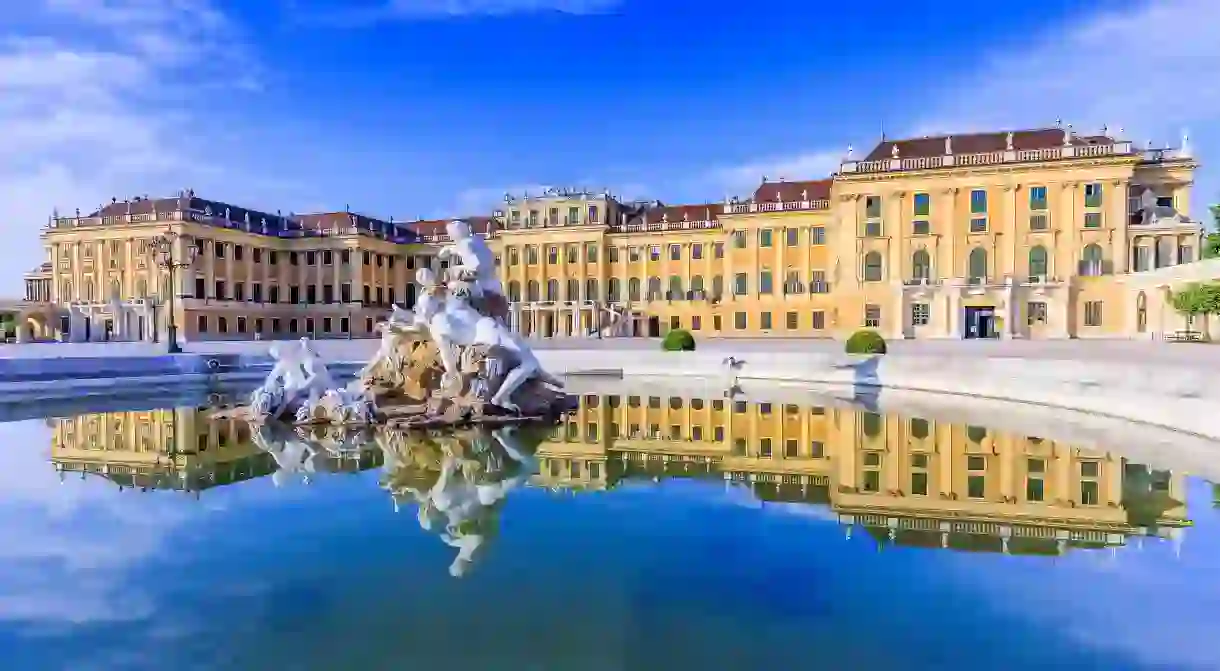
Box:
[963,306,998,339]
[647,316,660,338]
[631,314,642,337]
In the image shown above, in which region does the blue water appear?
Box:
[1,396,1218,670]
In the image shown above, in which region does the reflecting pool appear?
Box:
[2,391,1219,670]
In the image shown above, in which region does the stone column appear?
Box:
[1002,280,1016,339]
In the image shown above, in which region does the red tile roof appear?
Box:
[863,128,1117,162]
[407,216,495,238]
[642,203,720,224]
[751,178,832,203]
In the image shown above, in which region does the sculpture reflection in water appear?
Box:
[246,416,548,577]
[379,424,544,577]
[233,219,571,430]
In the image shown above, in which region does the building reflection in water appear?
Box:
[49,394,1194,572]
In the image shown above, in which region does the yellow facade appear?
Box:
[21,193,435,343]
[22,127,1206,342]
[534,393,1192,553]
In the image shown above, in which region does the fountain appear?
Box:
[222,220,573,429]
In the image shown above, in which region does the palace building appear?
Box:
[532,393,1192,555]
[19,125,1206,342]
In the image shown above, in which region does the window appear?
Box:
[785,228,798,246]
[1080,243,1104,275]
[1084,300,1103,326]
[786,311,798,330]
[566,245,578,264]
[913,192,930,216]
[760,312,772,330]
[197,315,207,333]
[810,270,829,293]
[1084,212,1102,229]
[785,439,798,457]
[910,418,929,439]
[970,189,987,214]
[669,244,681,261]
[811,310,825,330]
[864,221,882,237]
[1028,246,1049,281]
[1026,477,1045,502]
[809,227,825,245]
[1080,480,1099,505]
[1080,461,1099,478]
[548,246,559,264]
[863,252,883,281]
[759,270,773,294]
[1029,185,1048,210]
[733,273,748,295]
[714,242,724,258]
[734,312,747,330]
[732,230,747,248]
[913,219,930,236]
[865,195,882,218]
[968,247,987,283]
[759,230,773,247]
[1029,213,1049,230]
[970,216,988,233]
[863,304,881,328]
[862,470,881,493]
[911,472,929,496]
[967,475,986,499]
[649,246,661,261]
[1084,182,1103,208]
[910,302,930,326]
[1027,301,1048,325]
[911,249,931,282]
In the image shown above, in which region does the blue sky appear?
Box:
[2,0,1218,291]
[0,412,1218,668]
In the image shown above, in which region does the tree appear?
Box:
[1170,282,1220,330]
[1207,205,1220,259]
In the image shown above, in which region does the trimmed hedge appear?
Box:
[661,329,696,351]
[844,329,886,355]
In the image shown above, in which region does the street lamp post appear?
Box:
[151,232,198,354]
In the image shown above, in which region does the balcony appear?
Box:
[724,199,830,214]
[608,219,721,234]
[841,141,1144,175]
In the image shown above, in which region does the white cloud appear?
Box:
[0,0,276,294]
[704,0,1220,215]
[284,0,620,26]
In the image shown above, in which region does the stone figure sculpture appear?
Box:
[437,219,507,321]
[249,338,337,420]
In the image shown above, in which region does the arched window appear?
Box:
[966,426,988,443]
[668,275,683,299]
[628,277,641,301]
[83,279,95,302]
[1136,291,1147,333]
[862,251,883,282]
[1080,243,1104,276]
[507,280,521,302]
[546,279,559,301]
[690,275,705,296]
[647,276,661,300]
[968,247,987,282]
[1028,245,1049,281]
[60,281,72,301]
[608,278,621,302]
[861,412,882,437]
[585,278,598,301]
[711,275,724,298]
[526,280,540,302]
[566,278,579,301]
[909,417,930,439]
[911,249,930,282]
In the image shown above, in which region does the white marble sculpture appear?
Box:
[437,219,504,306]
[412,266,563,414]
[249,338,337,420]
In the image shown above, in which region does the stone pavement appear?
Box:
[0,336,1217,364]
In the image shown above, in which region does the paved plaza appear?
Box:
[0,336,1217,364]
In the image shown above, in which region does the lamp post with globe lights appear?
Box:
[150,232,198,354]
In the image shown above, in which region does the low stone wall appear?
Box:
[538,349,1220,442]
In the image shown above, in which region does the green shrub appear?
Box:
[844,329,886,355]
[661,329,696,351]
